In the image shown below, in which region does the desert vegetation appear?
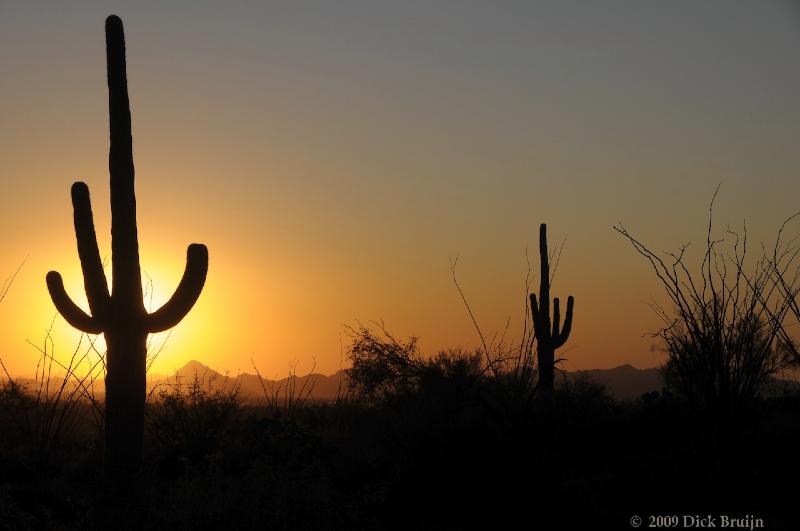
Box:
[1,317,799,529]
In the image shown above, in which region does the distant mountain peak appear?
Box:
[569,364,661,400]
[180,359,210,371]
[174,360,218,379]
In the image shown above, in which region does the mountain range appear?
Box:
[150,360,348,403]
[14,359,798,402]
[149,360,664,402]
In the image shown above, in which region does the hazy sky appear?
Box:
[1,1,799,378]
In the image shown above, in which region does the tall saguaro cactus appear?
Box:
[529,224,573,394]
[46,15,208,476]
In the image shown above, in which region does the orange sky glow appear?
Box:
[2,2,800,378]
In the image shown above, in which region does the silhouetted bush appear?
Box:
[147,373,241,469]
[347,324,486,403]
[346,323,426,401]
[0,354,99,476]
[659,313,791,410]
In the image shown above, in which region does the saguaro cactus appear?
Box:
[529,224,573,394]
[46,15,208,476]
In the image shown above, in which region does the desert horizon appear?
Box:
[2,357,674,401]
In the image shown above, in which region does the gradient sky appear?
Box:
[1,1,799,378]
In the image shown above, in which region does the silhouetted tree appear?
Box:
[615,189,793,412]
[346,322,484,403]
[46,15,208,478]
[346,323,424,401]
[530,223,574,394]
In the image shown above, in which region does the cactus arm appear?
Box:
[146,244,208,333]
[46,272,104,334]
[71,182,111,318]
[530,293,544,339]
[554,296,574,348]
[106,15,143,308]
[552,297,561,338]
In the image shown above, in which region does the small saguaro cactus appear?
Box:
[46,15,208,476]
[529,224,573,394]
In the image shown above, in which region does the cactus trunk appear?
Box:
[105,13,147,477]
[105,329,147,475]
[46,15,208,478]
[530,224,574,395]
[538,344,555,392]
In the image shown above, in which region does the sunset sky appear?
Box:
[1,1,799,379]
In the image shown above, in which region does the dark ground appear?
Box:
[1,370,798,530]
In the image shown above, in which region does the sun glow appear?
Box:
[0,242,216,381]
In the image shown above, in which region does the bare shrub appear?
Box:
[1,325,104,472]
[615,188,796,411]
[250,359,317,420]
[765,213,800,368]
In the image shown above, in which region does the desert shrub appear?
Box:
[616,192,796,413]
[346,323,487,406]
[146,373,241,468]
[417,349,484,399]
[0,378,30,453]
[556,374,614,415]
[346,323,425,401]
[346,321,618,429]
[250,360,318,421]
[659,312,792,408]
[0,335,100,476]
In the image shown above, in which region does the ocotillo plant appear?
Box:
[529,224,573,394]
[46,15,208,477]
